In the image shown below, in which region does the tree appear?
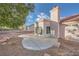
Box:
[0,3,34,29]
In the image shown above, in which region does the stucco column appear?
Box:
[58,24,65,39]
[34,23,37,35]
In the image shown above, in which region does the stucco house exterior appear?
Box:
[33,6,65,39]
[27,6,79,39]
[61,14,79,40]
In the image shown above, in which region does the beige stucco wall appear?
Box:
[50,21,59,38]
[50,6,62,38]
[59,24,65,39]
[38,20,45,35]
[50,6,60,22]
[61,20,79,39]
[38,20,51,35]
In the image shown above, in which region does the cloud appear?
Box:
[36,18,40,21]
[25,14,34,26]
[60,16,65,19]
[26,19,34,26]
[26,14,34,22]
[29,15,33,19]
[36,12,49,21]
[28,19,32,22]
[27,15,33,19]
[27,18,34,23]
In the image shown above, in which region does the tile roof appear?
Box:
[60,14,79,23]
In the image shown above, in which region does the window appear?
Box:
[46,26,51,34]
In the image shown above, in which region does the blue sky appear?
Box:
[25,3,79,26]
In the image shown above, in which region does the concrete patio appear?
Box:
[20,35,59,50]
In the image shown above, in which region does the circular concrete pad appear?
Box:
[22,37,59,50]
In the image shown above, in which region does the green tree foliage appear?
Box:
[0,3,34,29]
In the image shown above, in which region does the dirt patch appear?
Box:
[0,31,79,56]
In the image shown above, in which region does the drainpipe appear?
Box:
[58,22,60,39]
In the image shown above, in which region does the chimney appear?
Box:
[50,6,60,22]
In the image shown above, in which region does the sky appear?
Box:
[25,3,79,26]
